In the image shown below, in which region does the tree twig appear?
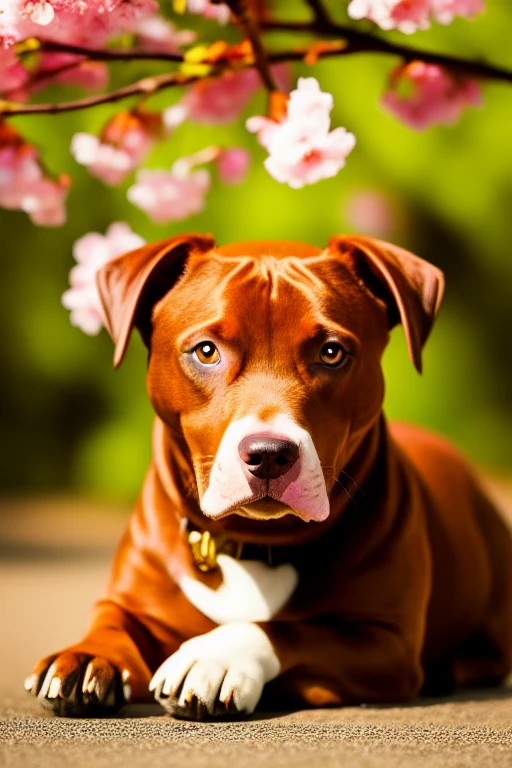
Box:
[304,0,333,27]
[223,0,278,91]
[0,70,204,116]
[38,40,183,63]
[23,22,512,85]
[2,28,512,118]
[261,18,512,84]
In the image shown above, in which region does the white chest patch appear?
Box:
[178,555,298,625]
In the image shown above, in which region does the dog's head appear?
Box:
[97,234,443,525]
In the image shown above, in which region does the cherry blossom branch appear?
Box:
[23,59,92,90]
[23,21,512,86]
[262,18,512,85]
[0,70,204,116]
[0,41,350,118]
[37,40,184,63]
[223,0,278,91]
[3,31,512,118]
[303,0,333,26]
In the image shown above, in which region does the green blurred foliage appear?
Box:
[0,1,511,503]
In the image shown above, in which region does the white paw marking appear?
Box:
[150,623,280,715]
[179,554,298,624]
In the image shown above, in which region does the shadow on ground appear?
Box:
[1,494,511,767]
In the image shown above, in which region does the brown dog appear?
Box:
[26,234,512,719]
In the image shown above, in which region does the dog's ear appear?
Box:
[96,233,215,368]
[328,234,444,373]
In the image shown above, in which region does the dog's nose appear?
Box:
[238,434,299,480]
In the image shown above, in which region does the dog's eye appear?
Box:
[193,342,220,365]
[319,342,346,367]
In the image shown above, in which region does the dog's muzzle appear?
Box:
[199,415,331,523]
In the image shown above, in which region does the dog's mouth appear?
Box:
[198,414,331,523]
[235,498,294,521]
[201,481,329,524]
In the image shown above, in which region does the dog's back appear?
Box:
[391,421,512,690]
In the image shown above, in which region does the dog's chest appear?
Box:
[178,555,299,624]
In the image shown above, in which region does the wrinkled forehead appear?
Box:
[160,242,368,339]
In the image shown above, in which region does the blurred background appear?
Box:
[2,1,511,506]
[1,0,511,698]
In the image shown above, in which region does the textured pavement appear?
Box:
[1,490,511,767]
[2,686,512,768]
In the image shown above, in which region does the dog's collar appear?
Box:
[183,519,275,572]
[181,469,368,573]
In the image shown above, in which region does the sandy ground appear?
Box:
[1,485,511,767]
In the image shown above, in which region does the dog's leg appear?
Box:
[150,623,280,720]
[261,621,425,707]
[150,620,423,719]
[25,600,160,716]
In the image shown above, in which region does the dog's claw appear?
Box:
[152,655,263,721]
[121,669,132,702]
[25,653,126,717]
[155,689,246,721]
[173,693,210,721]
[24,673,38,693]
[47,676,62,699]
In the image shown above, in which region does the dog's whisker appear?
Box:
[334,476,355,503]
[340,469,365,501]
[322,465,362,494]
[339,469,363,495]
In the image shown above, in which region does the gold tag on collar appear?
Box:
[188,530,217,572]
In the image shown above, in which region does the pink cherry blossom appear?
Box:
[1,1,159,48]
[104,0,160,36]
[133,15,196,53]
[38,53,108,90]
[186,0,230,25]
[217,148,250,185]
[347,0,483,34]
[163,64,291,129]
[0,3,157,95]
[71,132,138,185]
[345,190,397,238]
[15,53,109,101]
[0,146,69,225]
[20,175,69,226]
[71,109,161,185]
[430,0,484,24]
[0,47,29,96]
[0,145,41,209]
[164,70,261,128]
[381,61,482,130]
[247,77,356,189]
[23,0,55,25]
[348,0,430,33]
[1,48,107,102]
[0,122,69,226]
[0,2,20,46]
[127,162,211,224]
[62,222,146,335]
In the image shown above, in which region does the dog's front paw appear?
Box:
[150,623,280,720]
[25,652,130,717]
